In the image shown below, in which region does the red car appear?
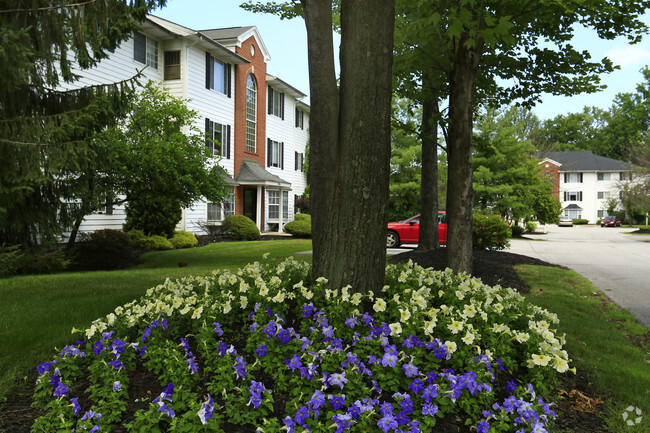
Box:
[601,215,622,227]
[386,212,447,247]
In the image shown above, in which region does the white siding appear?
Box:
[560,171,633,223]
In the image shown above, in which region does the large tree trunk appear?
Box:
[416,96,439,252]
[303,0,395,293]
[446,35,477,274]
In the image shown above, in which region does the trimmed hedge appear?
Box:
[573,219,589,225]
[510,225,525,237]
[285,213,311,238]
[223,215,260,241]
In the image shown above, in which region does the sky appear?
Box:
[155,1,650,121]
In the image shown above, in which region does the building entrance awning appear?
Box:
[235,160,291,189]
[564,204,583,210]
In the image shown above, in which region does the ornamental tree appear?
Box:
[100,82,230,237]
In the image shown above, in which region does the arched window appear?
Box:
[246,74,257,153]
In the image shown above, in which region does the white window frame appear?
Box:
[246,75,257,153]
[268,190,280,220]
[134,32,158,69]
[564,173,583,183]
[597,191,610,200]
[268,140,283,169]
[207,190,235,223]
[283,191,289,219]
[597,172,611,181]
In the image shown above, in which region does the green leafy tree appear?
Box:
[0,0,166,247]
[103,82,230,236]
[389,99,423,222]
[473,107,556,224]
[397,0,649,274]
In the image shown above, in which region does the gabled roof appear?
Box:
[266,74,306,99]
[236,160,291,188]
[535,151,633,172]
[200,26,271,62]
[145,15,249,65]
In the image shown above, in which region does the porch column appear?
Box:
[278,187,284,233]
[256,185,263,232]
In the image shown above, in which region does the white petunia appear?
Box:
[373,298,387,313]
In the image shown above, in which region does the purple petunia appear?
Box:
[70,397,81,415]
[233,356,247,379]
[477,420,490,433]
[378,414,398,433]
[187,358,199,374]
[107,359,124,371]
[37,362,52,375]
[422,403,438,416]
[402,361,419,378]
[345,316,358,328]
[286,354,303,371]
[330,394,346,410]
[506,380,517,393]
[198,394,215,425]
[256,344,267,357]
[278,329,291,344]
[141,327,151,342]
[328,372,348,389]
[247,381,266,409]
[294,406,310,425]
[53,382,69,398]
[112,381,122,392]
[213,322,224,336]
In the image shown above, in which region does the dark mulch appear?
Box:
[0,245,608,432]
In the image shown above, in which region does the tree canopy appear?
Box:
[0,0,166,247]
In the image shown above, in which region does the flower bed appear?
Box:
[31,257,571,432]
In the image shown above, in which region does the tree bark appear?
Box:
[446,34,477,274]
[416,95,439,252]
[302,0,395,293]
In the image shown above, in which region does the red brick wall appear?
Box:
[539,160,560,199]
[233,36,267,221]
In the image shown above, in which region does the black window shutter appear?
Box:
[268,87,273,115]
[226,125,231,159]
[205,118,211,150]
[579,173,583,183]
[579,191,582,201]
[267,139,272,167]
[205,53,211,89]
[226,64,232,98]
[563,191,567,201]
[281,93,285,120]
[295,151,298,171]
[280,142,284,169]
[563,173,567,183]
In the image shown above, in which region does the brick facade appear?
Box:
[539,160,560,199]
[233,36,267,221]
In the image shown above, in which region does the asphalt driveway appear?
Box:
[507,224,650,330]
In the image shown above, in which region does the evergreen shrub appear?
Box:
[573,219,589,225]
[285,214,311,238]
[473,214,511,250]
[510,225,525,237]
[222,215,260,241]
[525,221,537,233]
[18,249,70,275]
[0,244,23,278]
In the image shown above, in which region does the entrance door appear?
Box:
[243,188,257,223]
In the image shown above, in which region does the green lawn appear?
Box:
[0,239,312,399]
[2,241,649,432]
[519,265,650,432]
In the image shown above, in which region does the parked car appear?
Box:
[601,215,622,227]
[558,216,573,227]
[386,212,447,247]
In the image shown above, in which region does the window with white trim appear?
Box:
[205,119,231,159]
[267,139,284,169]
[268,191,280,220]
[597,172,610,181]
[268,87,284,119]
[620,172,633,181]
[564,173,583,183]
[564,191,583,201]
[207,190,235,223]
[566,209,581,219]
[246,75,257,153]
[134,32,158,69]
[283,191,289,219]
[295,108,304,129]
[295,152,304,172]
[597,210,606,218]
[597,191,610,200]
[205,53,231,96]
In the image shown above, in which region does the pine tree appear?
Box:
[0,0,166,247]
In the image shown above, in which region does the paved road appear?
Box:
[507,224,650,330]
[388,225,650,329]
